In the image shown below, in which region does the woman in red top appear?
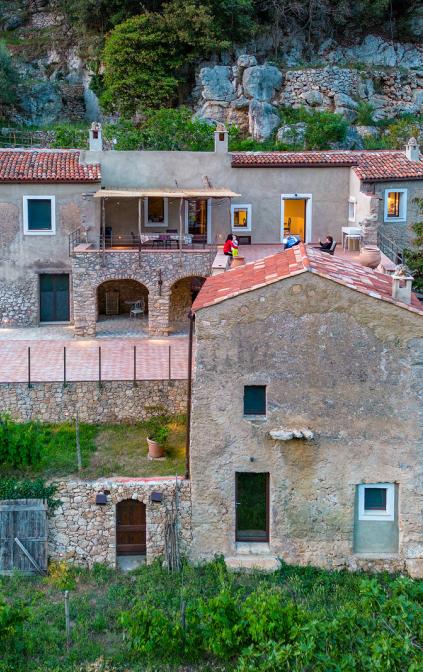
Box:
[223,234,235,256]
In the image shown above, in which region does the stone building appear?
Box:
[189,244,423,576]
[1,129,423,335]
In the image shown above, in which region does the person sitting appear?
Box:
[283,234,301,250]
[319,235,334,252]
[223,234,236,256]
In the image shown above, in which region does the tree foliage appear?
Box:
[0,41,18,108]
[101,2,228,114]
[404,198,423,291]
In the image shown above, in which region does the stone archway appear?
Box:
[169,276,206,333]
[96,279,149,334]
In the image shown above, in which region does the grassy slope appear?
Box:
[1,419,186,479]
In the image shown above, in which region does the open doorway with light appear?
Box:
[281,194,312,243]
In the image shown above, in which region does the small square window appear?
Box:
[384,189,407,222]
[24,196,55,235]
[244,385,266,416]
[364,487,387,511]
[358,483,395,521]
[231,204,252,232]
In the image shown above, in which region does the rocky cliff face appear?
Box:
[1,1,423,135]
[194,36,423,141]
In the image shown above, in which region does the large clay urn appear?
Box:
[359,245,381,269]
[231,256,245,268]
[147,438,165,459]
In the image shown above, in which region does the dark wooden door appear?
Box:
[116,500,146,556]
[235,473,269,542]
[40,274,70,322]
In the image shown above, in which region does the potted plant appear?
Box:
[146,416,169,459]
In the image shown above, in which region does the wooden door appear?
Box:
[116,500,146,556]
[40,274,70,322]
[235,473,269,542]
[0,499,48,574]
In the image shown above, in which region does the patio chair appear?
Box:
[130,300,145,319]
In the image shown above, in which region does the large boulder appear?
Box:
[197,100,229,124]
[237,54,257,69]
[243,64,283,102]
[355,125,379,139]
[16,80,62,126]
[198,66,235,102]
[276,122,306,146]
[249,100,280,140]
[300,89,324,107]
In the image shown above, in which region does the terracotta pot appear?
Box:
[147,437,165,459]
[231,256,245,268]
[359,245,381,269]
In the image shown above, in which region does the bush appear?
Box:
[144,415,170,444]
[0,414,46,468]
[0,590,27,654]
[303,109,348,149]
[356,101,375,126]
[0,42,18,108]
[0,477,60,511]
[404,198,423,291]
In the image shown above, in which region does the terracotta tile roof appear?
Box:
[192,244,423,316]
[231,150,423,181]
[231,151,359,168]
[0,149,101,183]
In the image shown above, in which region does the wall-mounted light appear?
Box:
[150,491,163,504]
[96,492,108,505]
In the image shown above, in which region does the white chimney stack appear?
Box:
[392,264,414,305]
[405,137,420,162]
[89,122,103,151]
[214,123,228,154]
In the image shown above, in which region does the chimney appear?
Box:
[214,123,228,154]
[89,122,103,151]
[405,137,420,162]
[392,264,414,305]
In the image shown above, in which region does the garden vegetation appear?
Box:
[0,557,422,671]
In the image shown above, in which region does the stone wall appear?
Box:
[190,272,423,577]
[0,277,38,327]
[0,380,187,423]
[49,478,192,566]
[72,249,213,336]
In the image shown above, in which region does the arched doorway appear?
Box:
[169,276,206,333]
[116,499,146,558]
[97,279,149,334]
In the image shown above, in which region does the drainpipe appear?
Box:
[185,310,195,480]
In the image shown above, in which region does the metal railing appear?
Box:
[377,229,404,265]
[1,344,187,385]
[68,227,83,256]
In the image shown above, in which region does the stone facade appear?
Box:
[189,272,423,576]
[0,277,38,327]
[0,380,187,423]
[72,249,212,336]
[49,478,192,566]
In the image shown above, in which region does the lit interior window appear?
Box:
[387,192,401,218]
[233,208,248,228]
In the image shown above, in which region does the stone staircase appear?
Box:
[225,542,280,571]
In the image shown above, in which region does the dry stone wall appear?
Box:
[0,380,187,423]
[49,478,192,566]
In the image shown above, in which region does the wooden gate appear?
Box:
[0,499,48,574]
[116,499,146,556]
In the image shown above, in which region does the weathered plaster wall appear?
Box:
[0,380,187,423]
[189,273,423,576]
[72,248,213,336]
[0,183,98,327]
[49,478,192,566]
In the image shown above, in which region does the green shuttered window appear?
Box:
[24,196,55,234]
[244,385,266,416]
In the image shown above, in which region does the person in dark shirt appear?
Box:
[319,235,334,251]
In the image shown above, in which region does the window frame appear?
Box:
[23,195,56,236]
[243,385,267,417]
[231,203,252,233]
[384,189,407,223]
[144,197,168,228]
[348,197,356,223]
[358,483,395,521]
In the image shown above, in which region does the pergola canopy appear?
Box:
[94,187,240,199]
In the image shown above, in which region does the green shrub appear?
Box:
[51,124,88,149]
[120,602,185,662]
[404,199,423,291]
[0,590,27,654]
[144,415,170,444]
[0,41,18,107]
[303,110,348,149]
[0,414,46,468]
[0,477,60,511]
[356,101,375,126]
